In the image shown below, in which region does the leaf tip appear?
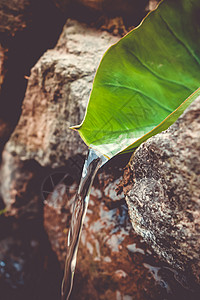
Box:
[69,125,80,131]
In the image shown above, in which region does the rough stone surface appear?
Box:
[124,97,200,285]
[43,155,128,266]
[43,158,192,300]
[5,19,119,168]
[0,19,118,217]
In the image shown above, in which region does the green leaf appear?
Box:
[72,0,200,159]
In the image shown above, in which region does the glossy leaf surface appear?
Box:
[73,0,200,158]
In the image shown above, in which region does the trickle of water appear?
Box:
[61,148,108,300]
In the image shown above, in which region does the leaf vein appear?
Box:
[124,47,192,92]
[101,82,172,113]
[159,13,200,66]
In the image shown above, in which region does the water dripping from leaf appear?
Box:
[61,148,108,300]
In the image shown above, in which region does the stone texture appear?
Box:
[0,19,118,217]
[124,97,200,285]
[43,158,189,300]
[5,19,119,168]
[43,155,127,267]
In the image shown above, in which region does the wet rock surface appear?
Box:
[44,155,199,300]
[124,97,200,286]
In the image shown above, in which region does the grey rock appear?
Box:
[0,19,118,215]
[124,96,200,284]
[4,19,119,168]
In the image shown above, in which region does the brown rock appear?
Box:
[44,157,199,299]
[43,162,167,300]
[124,97,200,285]
[5,19,119,168]
[0,19,118,217]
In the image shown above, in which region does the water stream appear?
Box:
[61,148,108,300]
